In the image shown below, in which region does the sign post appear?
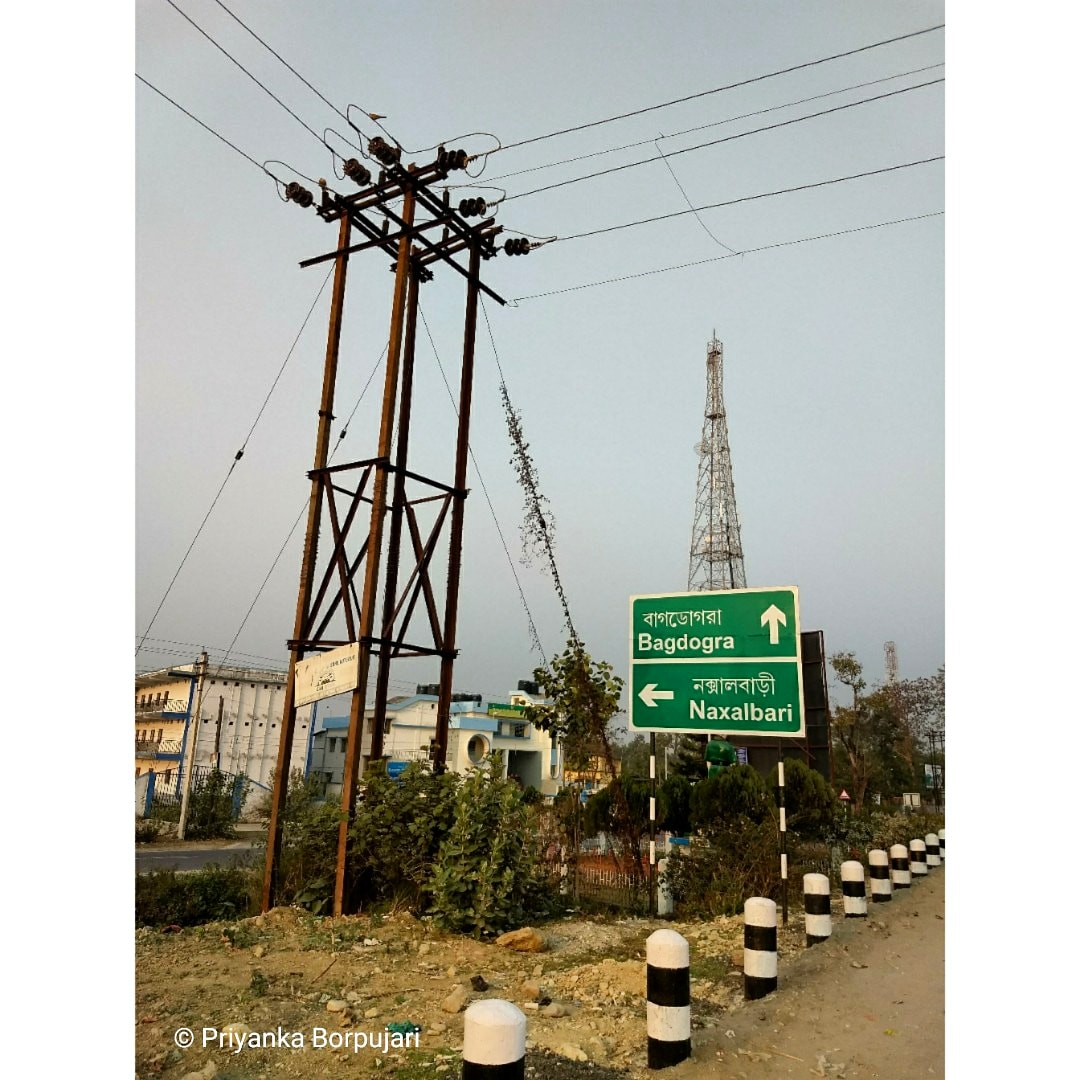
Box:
[629,587,805,738]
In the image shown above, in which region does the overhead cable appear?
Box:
[504,78,944,203]
[489,23,945,157]
[511,211,944,302]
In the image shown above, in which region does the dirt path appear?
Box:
[679,869,945,1078]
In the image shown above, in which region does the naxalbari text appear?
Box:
[689,700,793,724]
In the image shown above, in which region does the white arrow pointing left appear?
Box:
[638,683,675,708]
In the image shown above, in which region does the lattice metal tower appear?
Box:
[884,641,898,683]
[688,334,747,591]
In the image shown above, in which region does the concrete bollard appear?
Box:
[925,832,940,867]
[868,849,892,902]
[890,843,911,889]
[743,897,778,1001]
[462,999,526,1080]
[841,860,868,918]
[909,838,928,877]
[938,828,945,861]
[646,928,691,1069]
[803,873,832,945]
[656,858,674,917]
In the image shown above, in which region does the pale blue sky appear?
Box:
[135,0,946,702]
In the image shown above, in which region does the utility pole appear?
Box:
[259,141,516,915]
[177,650,209,841]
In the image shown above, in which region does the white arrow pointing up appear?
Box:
[638,683,675,708]
[761,604,787,645]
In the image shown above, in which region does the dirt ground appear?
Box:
[135,869,943,1079]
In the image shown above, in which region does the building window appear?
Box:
[514,724,527,739]
[383,719,391,735]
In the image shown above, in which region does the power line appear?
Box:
[511,211,943,302]
[654,140,738,254]
[485,61,943,185]
[417,305,546,663]
[211,345,388,675]
[490,23,945,157]
[161,0,336,157]
[505,78,943,203]
[555,155,944,244]
[135,267,335,658]
[209,0,354,130]
[136,73,280,180]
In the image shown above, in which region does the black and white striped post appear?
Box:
[777,757,789,926]
[868,848,892,902]
[938,828,945,860]
[803,873,832,945]
[649,734,657,916]
[841,860,868,918]
[462,999,526,1080]
[890,843,911,889]
[646,928,691,1069]
[925,832,940,868]
[909,838,928,878]
[744,897,778,1000]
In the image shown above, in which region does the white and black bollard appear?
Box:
[841,860,868,918]
[890,843,911,889]
[909,838,928,878]
[743,897,778,1000]
[938,828,945,860]
[462,999,526,1080]
[925,832,940,867]
[803,873,832,945]
[868,849,892,903]
[646,928,691,1069]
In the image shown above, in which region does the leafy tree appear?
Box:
[523,640,623,774]
[582,775,650,844]
[523,640,645,881]
[690,764,771,829]
[887,666,945,748]
[658,774,693,835]
[768,757,837,840]
[830,651,934,809]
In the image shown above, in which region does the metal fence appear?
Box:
[141,765,248,821]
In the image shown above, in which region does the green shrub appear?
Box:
[135,819,161,844]
[135,866,258,927]
[429,759,545,936]
[661,816,779,918]
[184,768,247,840]
[348,763,460,912]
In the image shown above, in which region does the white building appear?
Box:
[307,687,562,799]
[135,663,314,804]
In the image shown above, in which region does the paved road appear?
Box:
[678,867,945,1078]
[135,842,259,874]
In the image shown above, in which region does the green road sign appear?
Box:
[628,587,805,737]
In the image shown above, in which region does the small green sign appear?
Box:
[629,587,805,737]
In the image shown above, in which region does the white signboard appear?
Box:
[294,642,360,707]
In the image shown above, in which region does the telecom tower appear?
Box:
[688,334,746,591]
[884,641,898,683]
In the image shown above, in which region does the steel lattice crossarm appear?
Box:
[290,146,508,304]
